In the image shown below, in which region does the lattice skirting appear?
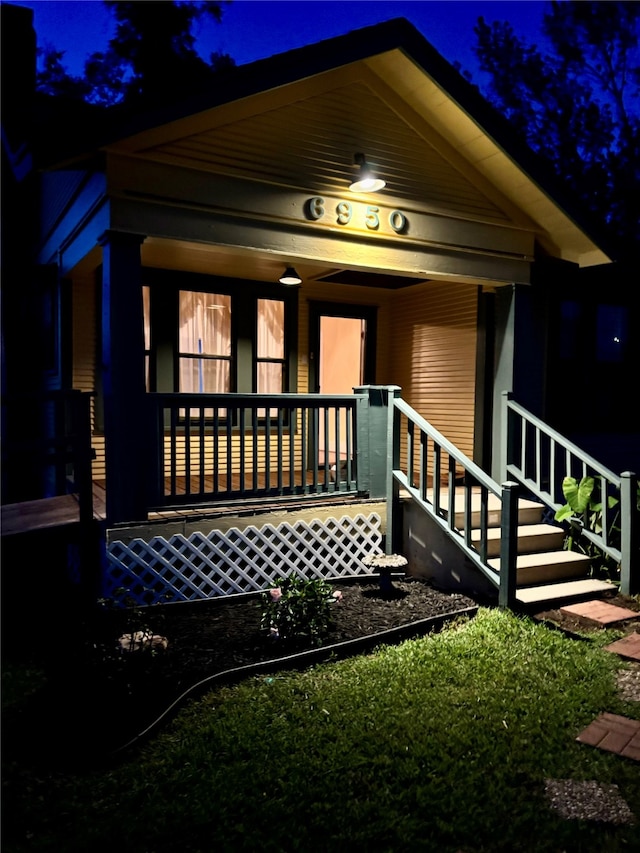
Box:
[104,512,383,607]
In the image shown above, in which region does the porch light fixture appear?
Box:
[279,266,302,285]
[349,152,386,193]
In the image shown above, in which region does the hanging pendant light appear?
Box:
[279,266,302,285]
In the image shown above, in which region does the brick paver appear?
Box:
[560,600,639,625]
[576,713,640,761]
[605,633,640,662]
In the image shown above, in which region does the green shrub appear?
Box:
[260,575,341,646]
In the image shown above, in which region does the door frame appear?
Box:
[307,300,377,394]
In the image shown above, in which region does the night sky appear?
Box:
[4,0,549,85]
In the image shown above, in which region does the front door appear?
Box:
[308,302,377,466]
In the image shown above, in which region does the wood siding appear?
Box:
[72,276,106,478]
[389,281,478,460]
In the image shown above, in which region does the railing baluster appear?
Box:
[289,406,296,490]
[239,407,246,493]
[407,420,415,489]
[346,404,353,487]
[226,405,233,493]
[184,408,191,497]
[311,407,319,491]
[213,408,220,493]
[323,407,330,488]
[199,406,205,495]
[479,487,488,564]
[433,443,442,515]
[277,407,284,494]
[252,407,258,492]
[170,404,178,498]
[334,406,341,492]
[301,406,308,494]
[265,406,271,492]
[420,431,427,501]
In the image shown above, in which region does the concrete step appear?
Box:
[471,523,565,558]
[516,578,617,607]
[488,549,591,585]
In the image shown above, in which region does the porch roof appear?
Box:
[37,17,613,270]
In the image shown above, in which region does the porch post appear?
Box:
[99,230,147,524]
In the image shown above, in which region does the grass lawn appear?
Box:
[3,607,640,852]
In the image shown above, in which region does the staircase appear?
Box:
[441,489,616,607]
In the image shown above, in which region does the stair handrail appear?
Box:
[388,393,519,607]
[501,391,638,595]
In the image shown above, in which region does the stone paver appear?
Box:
[605,632,640,662]
[560,599,639,625]
[544,778,636,825]
[576,712,640,761]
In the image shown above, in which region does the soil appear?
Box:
[4,577,480,765]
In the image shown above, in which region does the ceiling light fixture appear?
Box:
[279,266,302,285]
[349,152,386,193]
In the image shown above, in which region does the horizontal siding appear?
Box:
[389,281,478,461]
[72,277,105,479]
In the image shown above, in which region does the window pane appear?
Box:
[597,304,626,363]
[143,286,151,351]
[180,357,230,394]
[257,298,284,359]
[257,362,283,394]
[179,291,231,356]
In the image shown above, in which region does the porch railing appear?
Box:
[387,389,519,607]
[147,392,364,509]
[0,389,94,526]
[501,391,639,595]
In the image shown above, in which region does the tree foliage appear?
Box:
[473,0,640,252]
[37,0,234,107]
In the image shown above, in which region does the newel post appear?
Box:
[354,385,400,499]
[100,230,148,524]
[499,480,519,609]
[619,471,639,596]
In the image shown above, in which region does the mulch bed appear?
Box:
[3,577,480,766]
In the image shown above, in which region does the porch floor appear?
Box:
[0,483,107,537]
[1,475,364,537]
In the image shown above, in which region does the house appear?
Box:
[1,5,637,610]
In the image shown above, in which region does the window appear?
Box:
[142,272,297,407]
[256,298,285,393]
[597,304,627,364]
[178,291,231,393]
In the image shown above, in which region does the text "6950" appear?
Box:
[305,197,408,234]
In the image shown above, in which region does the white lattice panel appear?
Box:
[105,513,382,606]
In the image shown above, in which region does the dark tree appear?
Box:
[473,0,640,252]
[37,0,234,107]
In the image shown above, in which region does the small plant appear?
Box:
[260,575,342,646]
[554,475,620,578]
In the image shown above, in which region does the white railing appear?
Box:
[501,391,638,595]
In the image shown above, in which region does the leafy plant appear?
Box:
[260,575,342,646]
[554,475,620,577]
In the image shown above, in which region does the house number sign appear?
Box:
[305,197,408,234]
